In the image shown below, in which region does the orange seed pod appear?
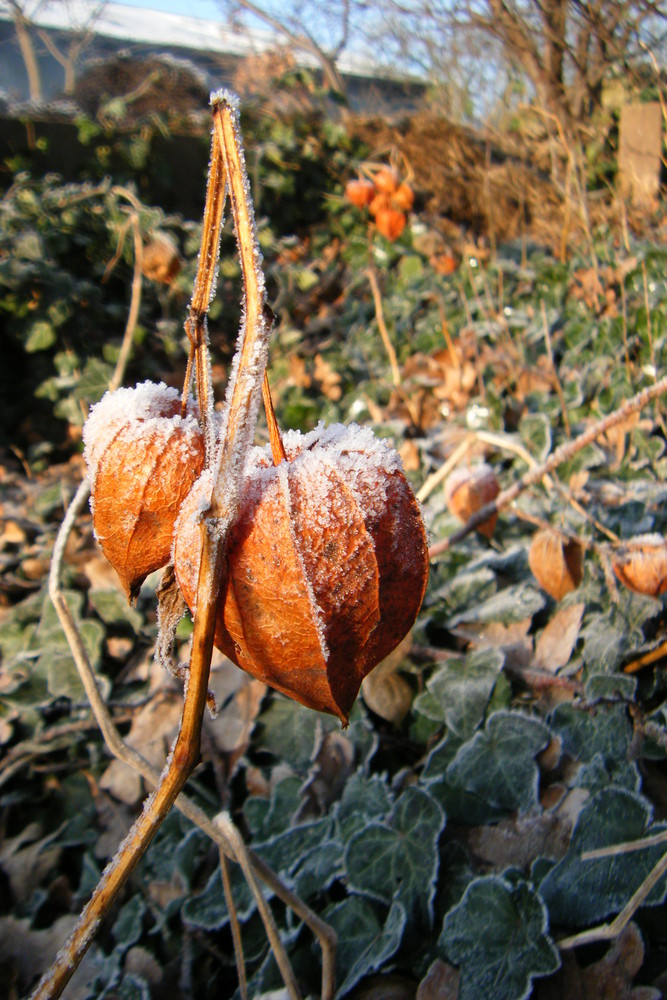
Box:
[528,528,583,601]
[173,423,429,723]
[345,178,376,208]
[611,534,667,597]
[83,381,205,601]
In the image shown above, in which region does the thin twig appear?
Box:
[38,482,336,996]
[416,435,475,503]
[366,266,401,387]
[219,854,248,1000]
[109,213,143,392]
[215,814,302,1000]
[183,119,227,454]
[429,375,667,558]
[582,830,667,861]
[540,300,570,437]
[558,848,667,950]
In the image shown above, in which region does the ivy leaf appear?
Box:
[550,700,637,791]
[448,583,545,627]
[446,711,551,813]
[345,786,445,925]
[108,974,150,1000]
[182,863,255,930]
[244,775,302,839]
[255,698,337,771]
[254,818,332,878]
[112,895,145,952]
[519,412,552,463]
[25,320,56,352]
[439,875,560,1000]
[580,597,659,672]
[336,772,393,841]
[421,734,506,825]
[74,357,115,404]
[434,567,497,617]
[325,897,406,997]
[551,700,632,761]
[88,588,142,630]
[538,788,667,927]
[292,837,345,899]
[426,648,504,739]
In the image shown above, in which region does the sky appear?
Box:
[118,0,223,18]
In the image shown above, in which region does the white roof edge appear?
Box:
[0,0,411,80]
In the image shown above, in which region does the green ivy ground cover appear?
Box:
[0,104,666,999]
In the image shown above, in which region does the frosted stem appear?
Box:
[32,92,265,1000]
[263,371,287,466]
[183,119,228,459]
[33,91,336,1000]
[208,91,272,516]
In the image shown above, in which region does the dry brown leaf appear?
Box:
[416,959,459,1000]
[454,618,532,658]
[141,231,182,285]
[314,353,343,400]
[0,915,101,997]
[81,553,126,593]
[288,354,312,389]
[124,946,164,986]
[467,812,572,870]
[91,788,136,860]
[536,923,660,1000]
[204,649,267,766]
[361,633,414,724]
[0,704,19,744]
[0,824,62,901]
[533,603,584,673]
[398,439,421,472]
[297,729,355,819]
[350,973,417,1000]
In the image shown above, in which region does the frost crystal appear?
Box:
[82,381,200,482]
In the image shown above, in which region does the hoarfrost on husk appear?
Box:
[82,381,200,482]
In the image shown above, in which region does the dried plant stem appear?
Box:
[475,429,555,489]
[220,853,248,1000]
[624,640,667,675]
[182,119,227,452]
[33,518,218,1000]
[41,491,336,1000]
[34,92,336,1000]
[216,814,302,1000]
[582,830,667,860]
[540,300,570,437]
[366,266,401,387]
[429,375,667,558]
[109,212,143,392]
[416,435,475,503]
